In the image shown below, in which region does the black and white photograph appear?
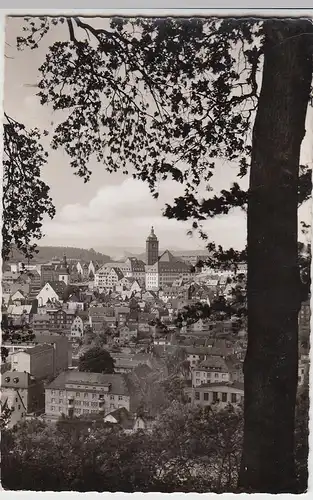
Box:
[1,10,312,494]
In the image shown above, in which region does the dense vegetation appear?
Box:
[8,245,111,264]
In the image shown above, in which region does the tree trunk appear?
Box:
[239,19,312,493]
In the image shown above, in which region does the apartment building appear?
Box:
[11,344,55,380]
[45,371,130,422]
[2,371,45,416]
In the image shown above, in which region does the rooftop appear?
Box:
[47,371,129,396]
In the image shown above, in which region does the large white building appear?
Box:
[45,371,130,421]
[144,228,191,291]
[11,344,55,380]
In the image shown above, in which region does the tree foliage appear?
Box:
[2,114,55,260]
[9,15,313,492]
[78,347,115,373]
[2,403,243,492]
[15,18,311,240]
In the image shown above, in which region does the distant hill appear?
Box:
[8,246,111,264]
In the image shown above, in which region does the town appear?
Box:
[1,226,310,431]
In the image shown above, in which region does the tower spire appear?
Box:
[146,226,159,265]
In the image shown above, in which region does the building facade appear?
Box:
[11,344,55,380]
[45,371,130,421]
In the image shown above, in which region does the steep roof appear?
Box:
[7,305,32,315]
[111,268,124,280]
[159,261,190,272]
[89,306,114,317]
[46,281,67,297]
[158,250,178,263]
[47,371,129,395]
[198,356,229,372]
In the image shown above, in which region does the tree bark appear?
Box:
[239,19,313,493]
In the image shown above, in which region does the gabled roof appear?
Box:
[111,268,124,280]
[198,356,229,372]
[7,305,32,315]
[158,250,178,263]
[1,390,26,411]
[46,281,67,297]
[89,306,114,317]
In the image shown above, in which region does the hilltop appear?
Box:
[8,246,111,264]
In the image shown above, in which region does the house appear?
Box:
[185,345,233,367]
[7,304,33,326]
[70,315,84,340]
[192,357,232,387]
[133,414,155,432]
[94,267,124,290]
[1,390,26,428]
[44,371,130,422]
[115,306,130,326]
[113,358,141,374]
[10,344,55,380]
[2,271,21,287]
[190,381,244,407]
[2,371,45,416]
[36,281,67,306]
[32,313,51,332]
[103,407,133,429]
[89,306,116,333]
[45,307,76,334]
[119,326,138,344]
[3,334,70,376]
[10,289,26,304]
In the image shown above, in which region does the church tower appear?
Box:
[146,226,159,265]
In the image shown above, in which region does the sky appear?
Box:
[3,16,312,253]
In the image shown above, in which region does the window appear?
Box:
[84,393,89,398]
[215,373,219,378]
[51,390,55,395]
[59,407,62,412]
[51,405,55,411]
[91,402,98,408]
[92,393,97,399]
[110,404,115,409]
[213,392,218,403]
[76,392,80,397]
[203,392,209,401]
[84,401,90,407]
[231,393,237,403]
[118,396,123,401]
[110,395,115,400]
[18,404,21,410]
[222,373,227,379]
[222,392,227,402]
[59,391,63,396]
[195,392,200,400]
[51,398,55,403]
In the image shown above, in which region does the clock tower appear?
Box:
[146,226,159,265]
